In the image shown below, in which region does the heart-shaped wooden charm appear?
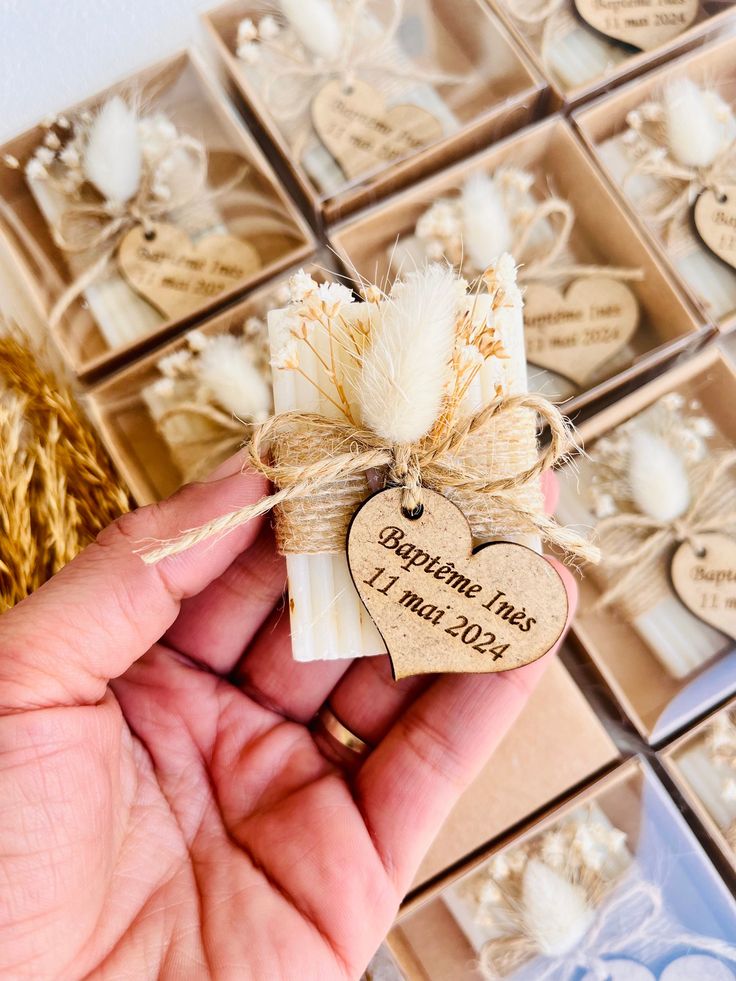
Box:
[347,487,568,680]
[671,533,736,640]
[524,277,639,386]
[694,185,736,271]
[573,0,697,51]
[312,79,443,182]
[118,223,261,320]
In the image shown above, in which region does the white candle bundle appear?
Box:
[388,167,639,401]
[20,98,228,351]
[235,0,458,195]
[266,259,535,662]
[556,393,731,679]
[598,79,736,322]
[678,713,736,841]
[443,804,630,977]
[501,0,627,93]
[142,321,272,483]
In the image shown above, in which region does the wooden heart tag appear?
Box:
[118,223,261,320]
[312,79,443,182]
[524,277,639,386]
[694,185,736,271]
[671,533,736,640]
[347,487,568,680]
[573,0,697,51]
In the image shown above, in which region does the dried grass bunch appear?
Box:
[0,332,130,611]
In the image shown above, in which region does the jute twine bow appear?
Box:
[140,391,599,565]
[595,451,736,617]
[515,197,643,284]
[624,117,736,240]
[479,877,736,980]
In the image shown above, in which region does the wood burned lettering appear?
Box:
[573,0,697,50]
[347,488,568,679]
[672,533,736,640]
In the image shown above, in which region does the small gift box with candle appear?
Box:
[389,759,736,979]
[488,0,735,108]
[202,0,546,224]
[0,51,314,379]
[574,34,736,333]
[555,346,736,743]
[662,697,736,877]
[331,117,707,416]
[86,261,336,505]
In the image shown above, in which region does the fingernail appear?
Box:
[203,450,247,483]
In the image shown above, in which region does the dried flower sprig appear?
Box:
[451,806,630,978]
[0,332,130,611]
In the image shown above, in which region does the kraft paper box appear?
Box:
[390,759,736,979]
[661,695,736,877]
[487,0,735,110]
[0,50,315,380]
[85,259,336,504]
[201,0,546,226]
[331,116,707,417]
[557,347,736,744]
[409,657,618,893]
[573,33,736,333]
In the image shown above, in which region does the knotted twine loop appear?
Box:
[594,450,736,616]
[140,392,599,565]
[514,197,644,285]
[45,136,255,329]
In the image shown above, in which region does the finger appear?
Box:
[232,609,351,722]
[355,560,577,891]
[163,523,287,673]
[325,655,430,747]
[542,470,559,513]
[0,459,268,712]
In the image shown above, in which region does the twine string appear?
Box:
[139,392,598,566]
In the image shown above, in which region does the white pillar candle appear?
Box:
[267,262,533,662]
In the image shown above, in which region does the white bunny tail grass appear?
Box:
[663,79,724,170]
[460,173,513,273]
[279,0,343,61]
[83,96,142,203]
[521,859,596,959]
[627,428,690,523]
[358,264,458,444]
[196,334,272,423]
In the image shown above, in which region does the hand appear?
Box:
[0,454,576,981]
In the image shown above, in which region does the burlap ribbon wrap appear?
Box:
[141,392,598,565]
[594,451,736,618]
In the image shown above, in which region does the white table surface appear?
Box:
[0,0,216,142]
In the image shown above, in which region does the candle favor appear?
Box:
[557,391,736,681]
[391,164,643,400]
[494,0,731,106]
[141,260,594,670]
[203,0,544,220]
[498,0,627,95]
[0,53,313,376]
[389,761,736,980]
[596,77,736,324]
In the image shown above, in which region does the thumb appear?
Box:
[0,453,266,713]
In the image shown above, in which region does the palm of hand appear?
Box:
[0,462,572,980]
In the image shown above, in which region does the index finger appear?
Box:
[0,456,267,713]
